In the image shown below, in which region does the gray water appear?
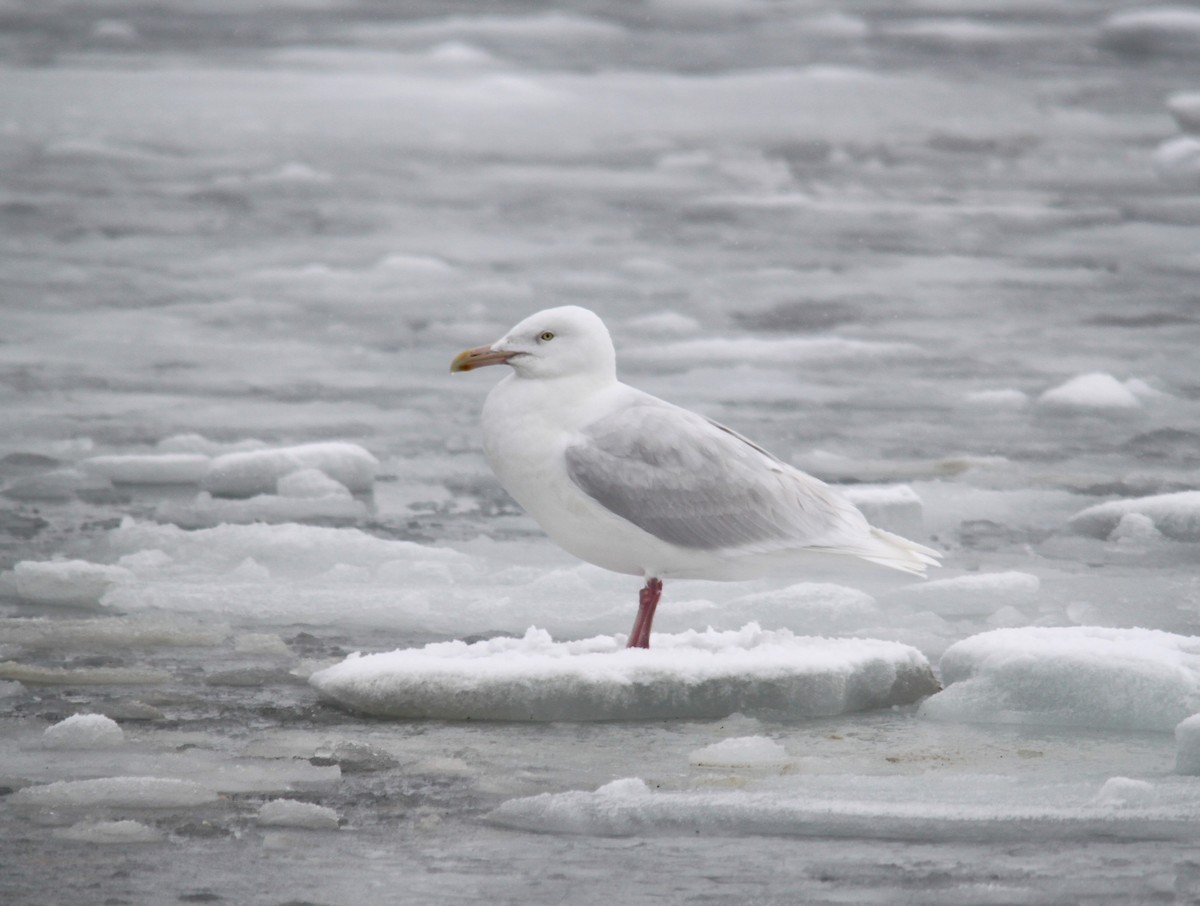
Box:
[2,2,1200,904]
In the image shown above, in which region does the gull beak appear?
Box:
[450,344,515,373]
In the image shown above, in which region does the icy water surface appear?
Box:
[2,1,1200,904]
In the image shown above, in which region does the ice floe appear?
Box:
[82,453,211,485]
[1036,373,1142,412]
[42,714,125,750]
[200,442,378,497]
[54,820,163,844]
[13,560,132,607]
[257,799,340,829]
[1068,491,1200,542]
[921,626,1200,732]
[688,736,791,768]
[310,624,939,721]
[889,571,1040,618]
[1153,136,1200,189]
[10,776,220,810]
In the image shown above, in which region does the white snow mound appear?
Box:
[310,623,939,721]
[1068,491,1200,542]
[921,626,1200,732]
[43,713,124,749]
[1036,373,1141,412]
[201,442,378,497]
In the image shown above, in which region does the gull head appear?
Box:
[450,305,616,381]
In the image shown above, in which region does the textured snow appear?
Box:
[1068,491,1200,542]
[257,798,340,830]
[310,624,940,721]
[921,627,1200,732]
[42,714,124,749]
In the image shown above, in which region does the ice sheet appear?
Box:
[310,624,940,721]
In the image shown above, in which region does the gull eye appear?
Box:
[538,331,555,342]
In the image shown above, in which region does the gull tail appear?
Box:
[853,528,942,576]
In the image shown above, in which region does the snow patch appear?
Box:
[891,571,1039,617]
[13,560,132,607]
[10,776,219,810]
[201,442,378,497]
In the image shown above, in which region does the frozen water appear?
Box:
[310,624,939,720]
[1035,372,1143,413]
[200,442,379,497]
[257,798,340,830]
[9,777,219,811]
[922,627,1200,732]
[688,735,791,768]
[42,714,125,750]
[3,0,1200,902]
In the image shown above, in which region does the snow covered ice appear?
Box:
[3,1,1200,903]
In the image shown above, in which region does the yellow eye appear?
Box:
[539,331,555,342]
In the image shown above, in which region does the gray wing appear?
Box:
[564,399,866,553]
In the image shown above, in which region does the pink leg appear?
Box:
[626,577,663,649]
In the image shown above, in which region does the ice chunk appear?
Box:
[276,468,352,498]
[10,776,219,809]
[201,442,378,497]
[81,453,210,485]
[1168,92,1200,133]
[257,799,340,829]
[43,714,124,749]
[1153,136,1200,189]
[55,820,163,844]
[12,560,132,607]
[1036,373,1142,412]
[156,434,267,456]
[155,490,368,529]
[921,627,1200,732]
[1068,491,1200,542]
[891,571,1039,617]
[842,484,925,538]
[1091,777,1156,808]
[963,388,1028,408]
[1175,713,1200,774]
[2,468,114,502]
[310,624,939,721]
[1099,7,1200,57]
[490,772,1200,839]
[689,736,791,768]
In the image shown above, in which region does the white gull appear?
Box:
[451,306,939,648]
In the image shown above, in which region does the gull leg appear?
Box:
[627,577,663,649]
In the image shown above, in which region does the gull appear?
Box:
[451,306,939,648]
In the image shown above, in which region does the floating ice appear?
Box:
[43,714,124,749]
[1153,136,1200,189]
[1068,491,1200,542]
[0,662,170,686]
[155,489,368,529]
[963,388,1029,409]
[489,772,1200,840]
[12,560,132,607]
[55,820,163,844]
[1035,373,1142,412]
[200,442,378,497]
[1176,713,1200,774]
[310,624,939,721]
[921,626,1200,732]
[1168,92,1200,133]
[1091,777,1157,808]
[10,776,220,810]
[689,736,791,768]
[82,453,211,485]
[2,468,114,502]
[257,799,340,829]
